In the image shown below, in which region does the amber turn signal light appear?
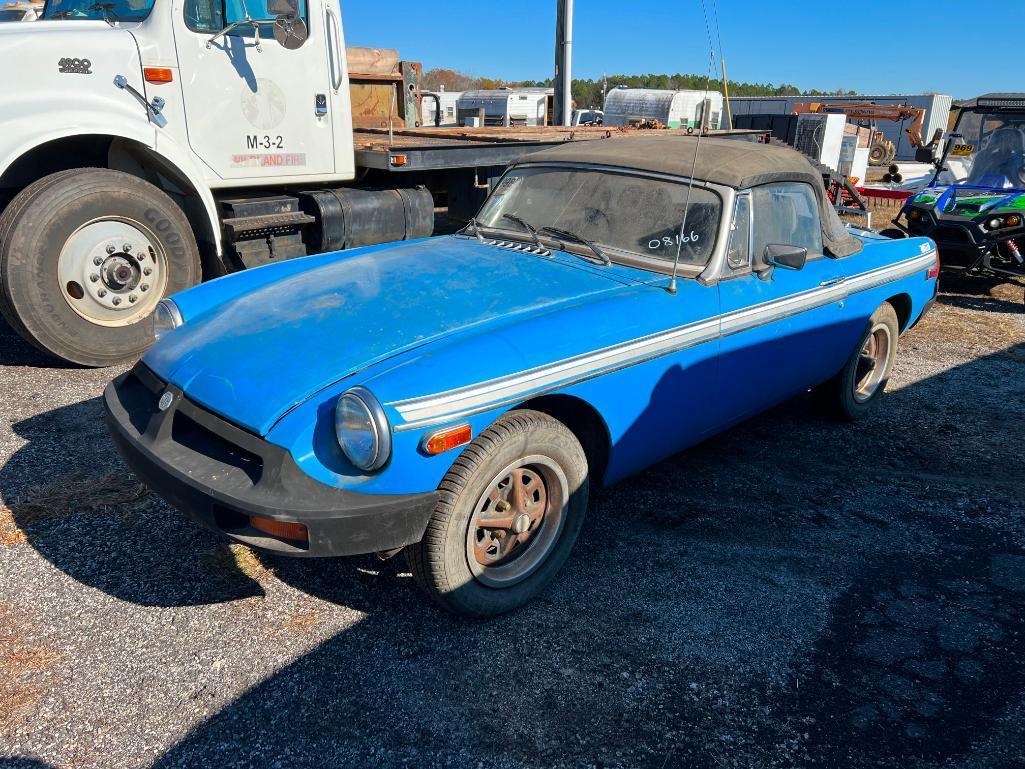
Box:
[422,423,472,455]
[1007,214,1022,227]
[249,516,308,543]
[144,67,174,83]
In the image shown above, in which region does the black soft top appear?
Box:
[524,136,863,258]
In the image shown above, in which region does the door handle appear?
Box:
[325,7,343,92]
[819,277,846,287]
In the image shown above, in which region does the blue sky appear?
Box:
[342,0,1017,100]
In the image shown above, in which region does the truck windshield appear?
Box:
[939,110,1025,191]
[476,166,721,268]
[43,0,155,21]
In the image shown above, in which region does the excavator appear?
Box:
[793,102,943,166]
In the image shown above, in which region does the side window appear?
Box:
[185,0,307,36]
[725,194,751,273]
[751,183,822,266]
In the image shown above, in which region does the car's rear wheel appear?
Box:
[407,410,589,617]
[0,168,200,366]
[819,302,899,421]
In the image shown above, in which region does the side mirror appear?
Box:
[915,147,936,164]
[269,0,307,49]
[764,243,808,270]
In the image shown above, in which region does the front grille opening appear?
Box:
[171,411,263,485]
[118,371,159,435]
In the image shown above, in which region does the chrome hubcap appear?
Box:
[466,455,568,588]
[854,323,892,403]
[58,219,167,326]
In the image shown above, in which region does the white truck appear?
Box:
[0,0,754,366]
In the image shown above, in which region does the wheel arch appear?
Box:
[885,292,913,332]
[0,132,222,274]
[513,393,611,487]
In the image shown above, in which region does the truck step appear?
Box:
[221,211,315,236]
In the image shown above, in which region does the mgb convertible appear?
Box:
[104,137,939,616]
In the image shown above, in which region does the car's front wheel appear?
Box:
[820,302,900,421]
[407,410,589,617]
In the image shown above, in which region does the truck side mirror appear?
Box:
[271,11,308,49]
[915,147,936,164]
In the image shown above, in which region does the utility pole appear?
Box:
[554,0,573,126]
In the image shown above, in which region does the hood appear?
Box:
[911,186,1025,217]
[144,238,636,435]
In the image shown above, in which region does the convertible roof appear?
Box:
[525,136,824,190]
[524,136,864,258]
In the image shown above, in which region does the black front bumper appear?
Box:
[103,364,438,557]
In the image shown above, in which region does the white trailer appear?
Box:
[457,89,553,127]
[603,88,723,130]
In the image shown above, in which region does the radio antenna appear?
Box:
[667,0,718,295]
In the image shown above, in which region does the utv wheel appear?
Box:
[0,168,200,366]
[820,303,899,421]
[407,410,589,617]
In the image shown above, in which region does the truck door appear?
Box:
[173,0,336,180]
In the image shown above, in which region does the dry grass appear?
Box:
[0,604,62,735]
[0,472,152,546]
[199,543,276,585]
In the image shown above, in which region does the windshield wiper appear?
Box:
[501,213,544,249]
[538,226,611,266]
[87,2,115,25]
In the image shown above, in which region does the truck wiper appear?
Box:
[501,213,544,249]
[460,217,486,244]
[538,226,611,266]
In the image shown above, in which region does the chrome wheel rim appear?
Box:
[57,218,167,327]
[466,455,568,588]
[854,323,892,403]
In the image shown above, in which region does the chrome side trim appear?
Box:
[389,251,936,431]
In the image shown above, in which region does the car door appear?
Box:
[173,0,337,181]
[715,182,851,424]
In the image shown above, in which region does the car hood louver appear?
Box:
[142,238,630,435]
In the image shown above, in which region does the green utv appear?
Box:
[887,94,1025,290]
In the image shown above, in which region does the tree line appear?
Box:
[423,68,858,108]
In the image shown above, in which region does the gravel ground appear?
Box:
[1,276,1024,769]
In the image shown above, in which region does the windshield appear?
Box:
[43,0,154,21]
[940,110,1025,190]
[476,166,721,268]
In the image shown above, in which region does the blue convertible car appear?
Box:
[104,137,939,616]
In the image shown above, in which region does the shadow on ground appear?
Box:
[4,323,1025,766]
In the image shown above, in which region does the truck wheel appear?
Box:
[819,303,899,422]
[407,410,589,617]
[0,168,200,366]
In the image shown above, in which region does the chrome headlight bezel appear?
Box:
[153,298,183,341]
[334,386,392,472]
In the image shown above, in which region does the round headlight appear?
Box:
[986,217,1004,230]
[153,298,183,341]
[335,387,391,472]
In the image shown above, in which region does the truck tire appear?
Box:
[407,410,589,617]
[818,302,899,422]
[0,168,200,366]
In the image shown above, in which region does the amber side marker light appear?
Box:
[249,516,309,544]
[422,423,473,455]
[389,154,408,167]
[144,67,174,83]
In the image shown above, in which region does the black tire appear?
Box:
[0,168,200,366]
[407,410,589,617]
[879,228,907,240]
[818,303,900,422]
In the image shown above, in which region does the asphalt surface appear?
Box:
[1,277,1024,769]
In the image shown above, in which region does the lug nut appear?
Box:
[140,283,149,292]
[89,274,99,282]
[123,243,132,252]
[112,297,122,306]
[128,294,137,303]
[93,255,103,265]
[106,244,116,254]
[98,289,107,297]
[143,267,152,276]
